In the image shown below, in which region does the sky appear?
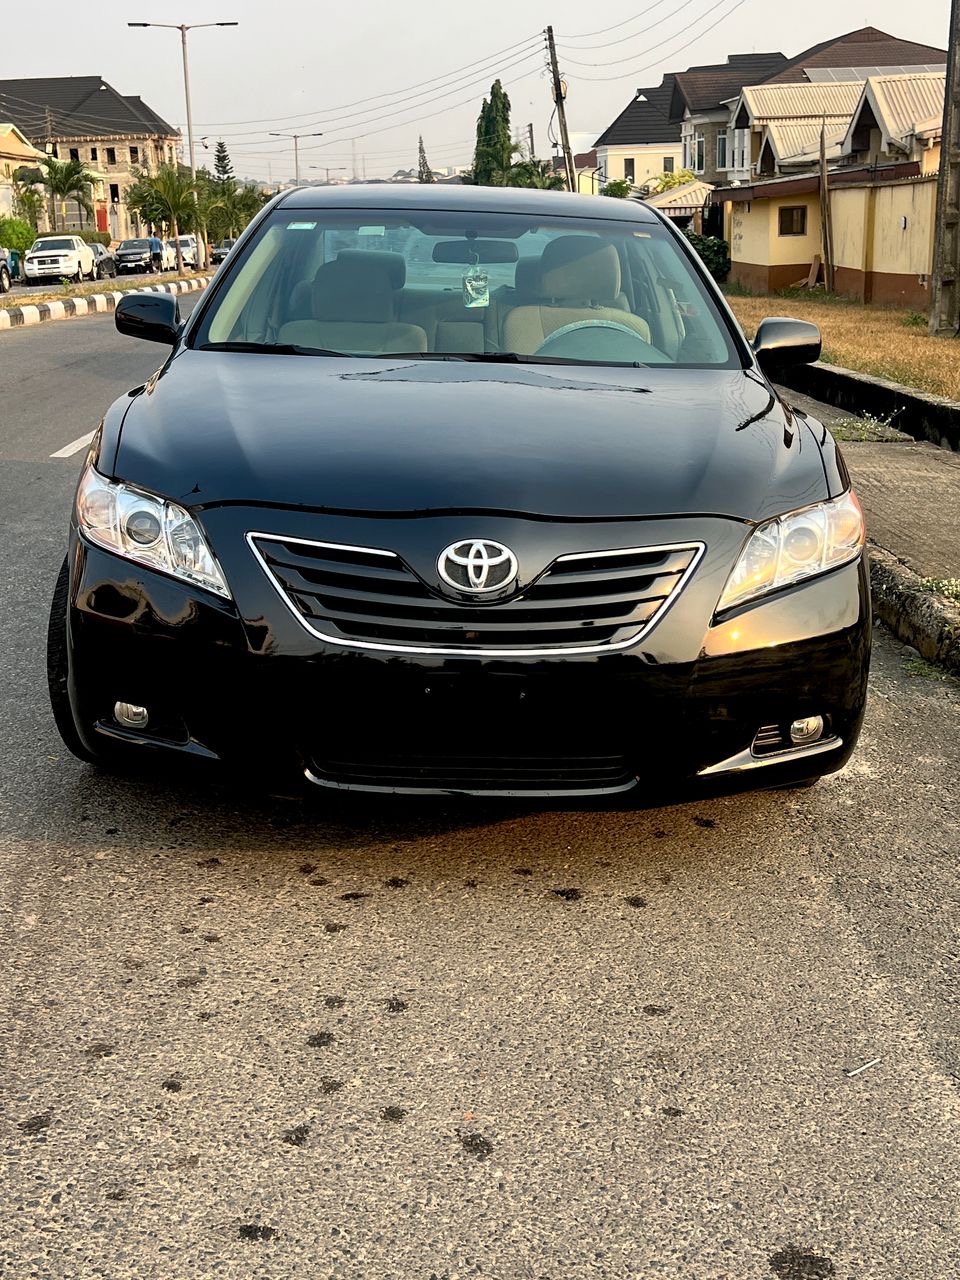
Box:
[7,0,953,181]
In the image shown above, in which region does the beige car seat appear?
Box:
[279,255,427,354]
[501,236,651,355]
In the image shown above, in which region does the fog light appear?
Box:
[114,701,149,729]
[789,715,824,746]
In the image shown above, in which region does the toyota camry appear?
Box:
[47,185,870,798]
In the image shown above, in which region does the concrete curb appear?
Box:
[777,360,960,452]
[0,276,213,331]
[869,543,960,674]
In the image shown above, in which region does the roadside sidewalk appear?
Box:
[779,387,960,674]
[0,275,212,330]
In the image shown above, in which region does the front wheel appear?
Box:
[47,558,98,764]
[0,265,9,293]
[74,263,83,283]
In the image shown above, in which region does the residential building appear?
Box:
[724,27,946,186]
[0,122,45,217]
[0,76,179,239]
[642,179,715,230]
[594,77,683,190]
[667,52,788,184]
[841,71,945,175]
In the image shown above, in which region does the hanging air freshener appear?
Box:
[462,254,490,309]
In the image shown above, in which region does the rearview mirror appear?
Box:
[432,239,520,265]
[752,317,821,370]
[115,292,180,345]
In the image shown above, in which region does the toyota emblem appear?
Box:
[437,539,519,594]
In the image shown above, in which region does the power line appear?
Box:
[184,31,543,127]
[562,0,683,41]
[558,0,701,53]
[559,0,742,67]
[564,0,752,81]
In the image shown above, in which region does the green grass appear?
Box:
[903,654,957,682]
[827,412,909,443]
[917,577,960,604]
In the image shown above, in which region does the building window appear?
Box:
[778,206,807,237]
[49,143,59,158]
[106,147,117,165]
[663,156,674,173]
[130,146,139,164]
[716,130,728,170]
[90,146,98,162]
[623,157,635,182]
[69,147,79,162]
[694,132,705,173]
[109,183,120,203]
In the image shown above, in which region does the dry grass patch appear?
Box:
[725,291,960,401]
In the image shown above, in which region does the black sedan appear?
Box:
[90,242,118,280]
[48,185,870,798]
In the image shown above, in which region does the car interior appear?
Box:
[203,222,735,366]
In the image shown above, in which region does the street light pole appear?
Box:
[310,166,347,184]
[128,21,238,268]
[270,133,324,186]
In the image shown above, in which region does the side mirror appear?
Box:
[752,317,821,371]
[115,292,180,345]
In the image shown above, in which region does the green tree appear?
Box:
[12,175,44,229]
[503,159,565,190]
[0,215,36,257]
[648,168,695,193]
[469,80,515,187]
[417,136,435,183]
[214,140,234,187]
[601,178,633,199]
[39,156,95,230]
[126,165,196,272]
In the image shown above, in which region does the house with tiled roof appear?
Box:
[0,123,45,217]
[593,76,682,190]
[0,76,180,238]
[667,52,789,184]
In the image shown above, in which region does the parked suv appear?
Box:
[170,235,199,268]
[90,242,118,279]
[115,239,154,274]
[0,245,11,292]
[211,238,235,264]
[22,235,96,283]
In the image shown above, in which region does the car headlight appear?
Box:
[717,490,864,613]
[76,462,231,599]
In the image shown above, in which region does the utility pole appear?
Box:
[546,26,577,193]
[930,0,960,335]
[527,122,536,159]
[269,132,323,186]
[819,118,835,291]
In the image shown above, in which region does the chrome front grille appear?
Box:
[249,533,703,656]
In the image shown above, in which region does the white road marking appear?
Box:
[50,430,95,459]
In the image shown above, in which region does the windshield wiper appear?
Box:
[389,351,648,368]
[199,341,346,356]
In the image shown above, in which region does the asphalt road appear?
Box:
[2,309,960,1280]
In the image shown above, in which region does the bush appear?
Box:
[74,228,112,246]
[0,215,36,256]
[683,231,730,282]
[601,178,633,199]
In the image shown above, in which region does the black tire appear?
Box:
[0,265,9,293]
[47,557,98,764]
[74,263,83,283]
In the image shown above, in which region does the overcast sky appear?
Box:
[11,0,952,181]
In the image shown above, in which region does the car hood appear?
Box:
[110,351,828,523]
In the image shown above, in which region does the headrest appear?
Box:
[313,255,399,323]
[336,249,406,289]
[536,236,621,304]
[514,256,541,298]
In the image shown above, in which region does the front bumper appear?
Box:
[63,511,871,798]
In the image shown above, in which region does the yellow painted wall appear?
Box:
[920,142,941,176]
[872,179,936,275]
[767,194,822,265]
[598,144,684,185]
[729,199,770,264]
[831,187,870,272]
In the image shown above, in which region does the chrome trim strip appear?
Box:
[304,766,638,798]
[246,532,706,658]
[697,736,842,777]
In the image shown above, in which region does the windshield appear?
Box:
[31,238,75,252]
[120,240,150,250]
[193,207,740,368]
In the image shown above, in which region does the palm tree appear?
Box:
[40,157,95,231]
[503,159,565,190]
[127,166,195,273]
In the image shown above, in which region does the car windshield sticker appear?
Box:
[462,256,490,309]
[287,222,317,231]
[358,225,386,236]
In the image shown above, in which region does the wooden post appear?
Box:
[546,27,578,194]
[930,0,960,334]
[819,119,835,291]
